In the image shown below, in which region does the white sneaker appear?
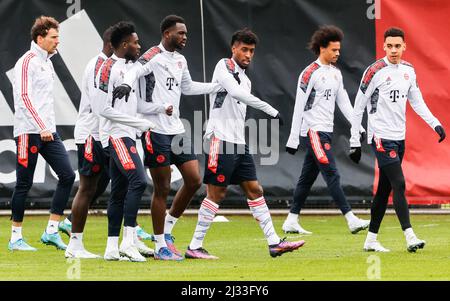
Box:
[65,248,101,259]
[282,220,312,234]
[134,239,154,257]
[119,243,146,262]
[406,236,426,253]
[104,249,120,261]
[363,240,390,252]
[348,218,370,234]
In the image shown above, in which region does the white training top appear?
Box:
[350,57,441,147]
[74,52,108,144]
[286,59,358,149]
[13,41,57,137]
[123,43,222,135]
[94,54,155,148]
[204,58,279,145]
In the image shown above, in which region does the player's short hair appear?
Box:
[308,25,344,55]
[30,16,59,42]
[102,26,114,43]
[230,28,259,47]
[160,15,185,34]
[384,27,405,41]
[110,21,136,49]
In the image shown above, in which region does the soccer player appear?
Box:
[62,27,114,258]
[113,15,222,261]
[96,21,155,262]
[8,16,75,251]
[185,28,304,260]
[283,25,370,235]
[64,27,154,258]
[349,27,446,252]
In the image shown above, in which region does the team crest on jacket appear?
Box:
[404,73,409,80]
[178,61,183,69]
[99,58,117,93]
[130,146,137,154]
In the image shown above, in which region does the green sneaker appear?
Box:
[136,226,154,241]
[8,239,37,251]
[41,231,67,250]
[58,220,72,237]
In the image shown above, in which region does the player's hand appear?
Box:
[359,131,366,143]
[272,112,284,126]
[40,129,54,142]
[113,84,131,102]
[285,146,298,155]
[348,147,361,164]
[165,105,173,116]
[435,125,446,143]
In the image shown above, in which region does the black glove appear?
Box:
[112,84,131,103]
[285,146,298,155]
[435,125,446,143]
[272,112,284,126]
[348,147,361,164]
[359,131,366,143]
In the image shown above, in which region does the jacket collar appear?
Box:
[30,41,57,61]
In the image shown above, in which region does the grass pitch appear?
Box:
[0,214,449,281]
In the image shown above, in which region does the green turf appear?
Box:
[0,214,449,280]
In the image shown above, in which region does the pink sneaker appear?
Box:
[185,247,219,260]
[164,234,182,257]
[269,238,305,257]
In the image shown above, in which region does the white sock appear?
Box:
[11,226,23,243]
[122,226,135,246]
[344,211,359,224]
[46,220,59,234]
[106,237,119,252]
[189,198,218,250]
[404,228,415,239]
[286,212,299,223]
[68,233,84,251]
[248,197,280,246]
[154,234,167,252]
[64,218,72,225]
[366,231,378,242]
[164,213,178,235]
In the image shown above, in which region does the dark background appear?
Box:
[0,0,376,209]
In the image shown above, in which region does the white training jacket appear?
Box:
[74,52,108,144]
[13,41,57,137]
[286,59,361,150]
[94,54,155,148]
[350,57,441,147]
[204,58,279,145]
[123,43,222,135]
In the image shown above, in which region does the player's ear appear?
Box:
[403,42,406,51]
[383,42,387,51]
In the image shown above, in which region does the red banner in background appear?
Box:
[375,0,450,204]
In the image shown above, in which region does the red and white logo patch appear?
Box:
[324,143,331,151]
[404,73,409,80]
[178,61,183,69]
[30,146,38,154]
[217,174,225,183]
[156,155,166,163]
[130,146,137,154]
[92,164,101,173]
[389,150,397,158]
